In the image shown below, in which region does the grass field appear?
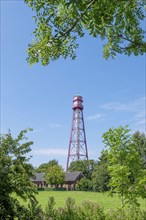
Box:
[34,191,146,211]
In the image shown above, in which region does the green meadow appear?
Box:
[34,191,146,211]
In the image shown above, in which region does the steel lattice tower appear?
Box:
[66,95,88,171]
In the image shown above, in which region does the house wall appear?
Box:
[65,174,83,190]
[32,181,48,187]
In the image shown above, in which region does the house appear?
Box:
[31,172,47,187]
[64,171,83,190]
[31,171,83,190]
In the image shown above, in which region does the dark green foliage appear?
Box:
[69,160,96,191]
[24,0,146,65]
[25,199,43,220]
[133,131,146,168]
[76,177,92,191]
[0,129,38,219]
[37,187,45,191]
[69,159,96,179]
[92,151,110,192]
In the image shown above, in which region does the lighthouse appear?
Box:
[66,95,88,171]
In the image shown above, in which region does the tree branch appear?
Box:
[118,34,146,48]
[61,0,96,36]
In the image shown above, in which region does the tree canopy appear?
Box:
[92,151,110,192]
[69,159,96,179]
[45,164,65,188]
[36,159,58,172]
[133,131,146,168]
[0,129,38,219]
[25,0,146,65]
[102,126,146,209]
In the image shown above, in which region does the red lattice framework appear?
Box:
[66,95,88,171]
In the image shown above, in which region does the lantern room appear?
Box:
[72,95,83,110]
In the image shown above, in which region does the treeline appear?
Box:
[0,126,146,219]
[36,128,146,194]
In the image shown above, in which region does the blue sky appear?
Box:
[1,1,146,169]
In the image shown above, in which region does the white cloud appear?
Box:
[33,148,67,156]
[32,149,99,159]
[134,110,145,119]
[88,150,98,157]
[101,96,146,128]
[135,119,146,125]
[101,102,130,111]
[101,97,145,112]
[86,113,106,121]
[134,110,146,125]
[49,123,62,128]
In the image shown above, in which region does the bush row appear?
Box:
[22,197,146,220]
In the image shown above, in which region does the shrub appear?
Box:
[44,197,105,220]
[76,177,93,191]
[44,196,56,220]
[55,197,78,220]
[78,201,106,220]
[39,196,146,220]
[105,208,146,220]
